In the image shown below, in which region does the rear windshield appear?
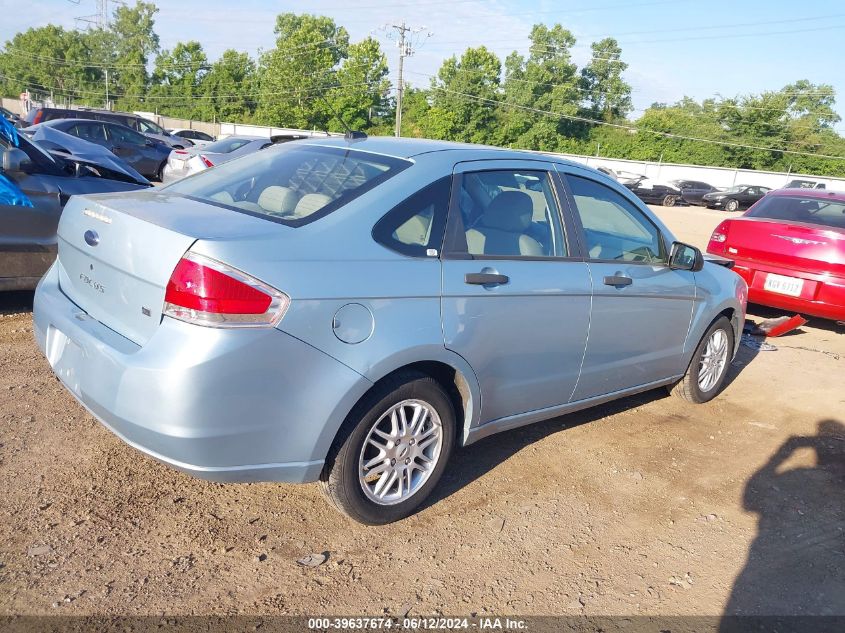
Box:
[746,194,845,230]
[164,143,411,226]
[202,138,255,154]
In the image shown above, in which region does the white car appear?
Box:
[167,128,216,148]
[161,136,271,183]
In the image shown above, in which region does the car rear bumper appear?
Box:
[161,163,191,184]
[33,264,371,483]
[730,260,845,321]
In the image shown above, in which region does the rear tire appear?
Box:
[320,372,455,525]
[725,199,739,212]
[670,316,734,403]
[155,161,167,182]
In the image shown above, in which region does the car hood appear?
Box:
[29,126,151,186]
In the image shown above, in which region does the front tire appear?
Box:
[663,194,677,207]
[320,372,455,524]
[725,199,739,212]
[670,316,734,403]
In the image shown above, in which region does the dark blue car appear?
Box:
[28,118,172,180]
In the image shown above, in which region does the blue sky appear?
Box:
[2,0,844,126]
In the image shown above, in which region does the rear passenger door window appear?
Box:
[373,177,451,257]
[565,175,666,264]
[448,169,567,258]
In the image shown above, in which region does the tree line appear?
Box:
[2,1,844,176]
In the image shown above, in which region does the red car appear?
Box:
[707,188,845,321]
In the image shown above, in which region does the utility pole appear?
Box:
[104,68,109,109]
[383,22,431,138]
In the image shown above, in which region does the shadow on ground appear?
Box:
[0,290,34,314]
[721,418,845,625]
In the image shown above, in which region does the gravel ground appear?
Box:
[0,205,843,617]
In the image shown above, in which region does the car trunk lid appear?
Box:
[725,218,845,277]
[56,190,286,346]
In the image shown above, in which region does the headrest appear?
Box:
[294,192,332,218]
[481,190,534,232]
[258,186,299,215]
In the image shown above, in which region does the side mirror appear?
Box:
[669,241,704,272]
[1,147,32,174]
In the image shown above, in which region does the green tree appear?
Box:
[428,46,501,144]
[580,37,632,121]
[255,13,349,128]
[198,49,257,123]
[148,41,208,118]
[327,37,390,131]
[499,24,582,150]
[0,26,104,105]
[109,1,160,110]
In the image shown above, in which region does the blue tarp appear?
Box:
[0,115,33,207]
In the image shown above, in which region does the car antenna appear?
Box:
[316,94,367,142]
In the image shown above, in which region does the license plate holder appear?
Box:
[763,273,804,297]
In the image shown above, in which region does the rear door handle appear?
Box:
[465,272,509,286]
[603,275,633,287]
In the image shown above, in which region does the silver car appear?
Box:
[161,136,271,183]
[33,137,747,524]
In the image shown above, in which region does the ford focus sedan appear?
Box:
[33,137,747,524]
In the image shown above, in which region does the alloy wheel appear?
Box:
[358,399,443,506]
[698,329,729,392]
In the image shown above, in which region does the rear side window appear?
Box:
[373,177,451,257]
[165,144,411,227]
[747,195,845,230]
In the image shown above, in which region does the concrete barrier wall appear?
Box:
[548,152,845,190]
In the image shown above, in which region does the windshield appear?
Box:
[722,186,745,193]
[164,143,411,226]
[746,194,845,230]
[202,138,256,154]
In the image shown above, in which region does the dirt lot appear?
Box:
[0,204,843,617]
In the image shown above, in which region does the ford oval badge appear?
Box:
[84,229,99,247]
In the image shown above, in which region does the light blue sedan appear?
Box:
[33,137,747,524]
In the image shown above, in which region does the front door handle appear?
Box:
[603,274,633,287]
[465,272,509,286]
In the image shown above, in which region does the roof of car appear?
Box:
[768,188,845,201]
[295,135,580,164]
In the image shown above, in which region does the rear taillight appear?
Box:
[174,149,188,155]
[708,220,731,254]
[32,110,43,124]
[199,154,214,168]
[163,252,289,328]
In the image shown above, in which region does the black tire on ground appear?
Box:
[663,195,677,207]
[155,161,167,182]
[669,316,734,404]
[320,372,456,525]
[725,199,739,212]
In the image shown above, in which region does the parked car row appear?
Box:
[22,119,173,181]
[0,117,150,291]
[23,106,192,149]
